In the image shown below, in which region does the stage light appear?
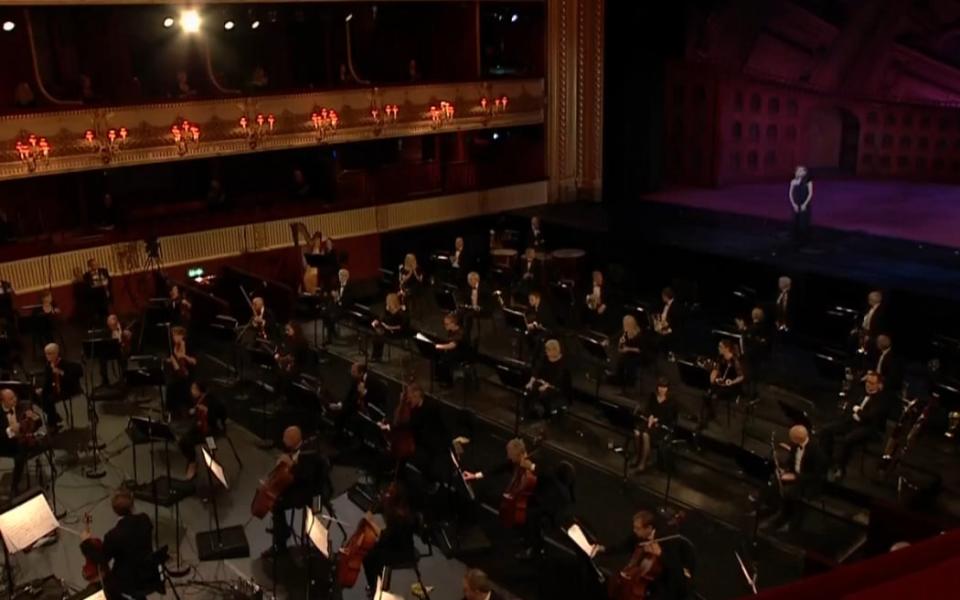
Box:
[224,20,235,31]
[492,132,500,140]
[511,14,519,23]
[180,9,201,33]
[162,16,174,29]
[2,21,15,32]
[345,13,353,22]
[250,20,260,30]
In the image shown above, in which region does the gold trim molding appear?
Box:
[0,181,547,293]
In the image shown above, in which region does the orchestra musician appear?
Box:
[855,290,888,354]
[31,291,62,348]
[584,270,609,330]
[819,370,889,481]
[462,568,505,600]
[168,284,192,328]
[515,247,542,300]
[263,426,325,558]
[435,312,466,387]
[451,236,472,272]
[0,388,44,495]
[249,296,275,340]
[523,339,571,419]
[762,425,827,533]
[608,315,644,388]
[302,231,337,291]
[597,510,685,600]
[360,481,417,592]
[332,362,386,443]
[632,378,678,472]
[705,339,746,426]
[80,489,156,600]
[179,381,226,480]
[652,287,679,354]
[528,216,546,251]
[524,290,556,358]
[871,334,903,395]
[379,381,449,484]
[398,253,424,309]
[321,268,353,345]
[371,293,408,362]
[737,306,771,396]
[39,343,81,432]
[275,321,310,377]
[83,258,112,322]
[101,314,132,387]
[166,326,197,417]
[774,276,794,333]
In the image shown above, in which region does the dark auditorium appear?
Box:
[0,1,958,599]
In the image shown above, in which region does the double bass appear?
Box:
[499,461,537,527]
[608,540,664,600]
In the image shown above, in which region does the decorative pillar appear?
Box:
[547,0,604,203]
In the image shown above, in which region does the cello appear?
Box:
[251,455,296,519]
[499,459,537,528]
[335,481,401,588]
[608,540,664,600]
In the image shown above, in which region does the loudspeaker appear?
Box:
[196,525,250,561]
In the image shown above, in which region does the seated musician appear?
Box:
[81,489,156,600]
[166,326,197,417]
[180,381,226,480]
[819,370,889,481]
[872,334,903,396]
[361,481,417,593]
[451,236,471,272]
[38,343,81,432]
[524,339,571,419]
[583,270,609,330]
[596,510,686,600]
[653,287,679,354]
[249,296,275,340]
[321,268,353,344]
[83,258,112,322]
[515,247,542,300]
[276,321,310,376]
[435,312,466,387]
[398,253,424,308]
[633,378,678,472]
[464,437,537,530]
[462,568,506,600]
[608,315,644,388]
[762,425,827,533]
[32,292,62,347]
[704,339,746,426]
[528,216,546,251]
[524,290,556,358]
[332,363,386,442]
[379,382,448,481]
[0,388,44,495]
[371,293,408,362]
[774,276,794,333]
[168,284,192,327]
[100,314,132,387]
[854,290,887,354]
[264,426,324,557]
[737,306,771,394]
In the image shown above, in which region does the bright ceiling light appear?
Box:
[162,16,174,29]
[224,20,235,31]
[250,20,260,30]
[345,13,353,22]
[511,14,519,23]
[180,9,201,34]
[2,21,16,33]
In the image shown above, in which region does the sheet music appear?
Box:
[82,590,107,600]
[304,510,329,557]
[450,450,476,500]
[202,448,228,489]
[374,575,404,600]
[566,524,599,558]
[0,493,59,554]
[414,332,432,343]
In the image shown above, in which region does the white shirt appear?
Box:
[111,326,123,341]
[863,305,878,330]
[592,285,602,303]
[777,290,789,310]
[661,300,673,323]
[453,250,461,267]
[471,286,479,306]
[877,349,890,374]
[794,439,807,473]
[4,407,17,439]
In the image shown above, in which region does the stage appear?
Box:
[645,180,960,251]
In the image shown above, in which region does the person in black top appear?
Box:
[522,460,576,559]
[609,314,644,388]
[763,425,827,532]
[788,165,813,246]
[524,290,555,358]
[737,306,771,397]
[0,388,44,495]
[524,339,571,419]
[705,339,746,426]
[265,426,326,557]
[165,326,196,418]
[31,292,61,348]
[654,287,680,355]
[855,290,888,356]
[872,334,903,396]
[819,370,889,480]
[380,382,449,482]
[371,293,408,362]
[773,276,794,333]
[321,268,354,344]
[515,247,542,300]
[634,378,678,471]
[81,489,156,600]
[83,258,112,323]
[276,321,311,376]
[168,284,192,328]
[583,270,610,331]
[462,568,505,600]
[398,253,424,310]
[333,362,386,442]
[528,216,546,251]
[179,381,227,480]
[450,236,472,273]
[596,510,687,600]
[362,481,417,591]
[435,312,466,387]
[38,343,81,431]
[248,296,276,341]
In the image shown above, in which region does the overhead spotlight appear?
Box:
[223,20,235,31]
[180,9,201,33]
[2,20,15,33]
[511,14,519,23]
[492,132,500,140]
[162,16,174,29]
[250,20,260,30]
[345,13,353,22]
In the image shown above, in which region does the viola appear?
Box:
[498,461,537,527]
[608,543,663,600]
[335,513,381,588]
[251,457,296,519]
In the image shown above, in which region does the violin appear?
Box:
[15,406,43,447]
[608,540,664,600]
[80,513,105,583]
[251,453,297,519]
[499,458,537,527]
[194,395,210,437]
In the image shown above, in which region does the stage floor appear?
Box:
[646,180,960,250]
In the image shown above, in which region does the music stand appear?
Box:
[578,333,610,402]
[435,286,459,313]
[412,332,438,392]
[0,489,59,594]
[124,354,165,409]
[195,447,249,561]
[502,307,528,360]
[676,359,711,390]
[777,400,813,431]
[493,357,532,435]
[712,329,744,357]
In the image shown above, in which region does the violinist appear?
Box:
[584,270,609,330]
[608,315,644,388]
[168,284,192,328]
[360,482,417,592]
[179,382,226,480]
[31,291,62,348]
[371,293,408,362]
[435,312,466,387]
[332,363,387,444]
[80,488,155,600]
[249,297,274,340]
[321,268,353,345]
[0,388,44,495]
[166,326,196,417]
[705,339,745,426]
[275,321,310,376]
[632,378,678,472]
[524,290,555,358]
[523,339,571,419]
[761,425,827,533]
[83,258,112,323]
[101,314,132,387]
[263,426,323,558]
[599,510,684,600]
[39,343,80,432]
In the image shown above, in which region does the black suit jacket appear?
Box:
[787,438,827,491]
[773,289,796,330]
[864,303,889,338]
[526,302,556,333]
[462,283,494,314]
[344,373,387,416]
[43,359,82,401]
[101,513,155,597]
[518,257,542,281]
[874,349,904,392]
[83,268,112,294]
[852,392,889,431]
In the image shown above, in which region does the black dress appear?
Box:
[436,328,465,385]
[525,357,570,417]
[613,330,644,386]
[371,308,408,361]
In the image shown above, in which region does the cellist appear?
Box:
[261,426,324,559]
[597,510,684,600]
